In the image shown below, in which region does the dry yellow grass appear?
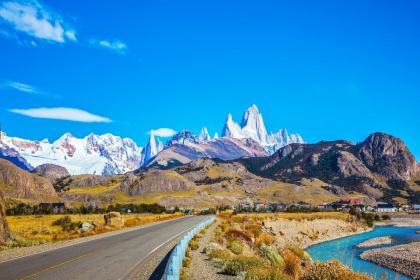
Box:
[7,213,183,243]
[234,212,351,222]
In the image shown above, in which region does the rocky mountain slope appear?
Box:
[32,164,70,183]
[146,137,268,168]
[0,146,33,171]
[0,192,9,245]
[240,133,420,203]
[0,159,58,204]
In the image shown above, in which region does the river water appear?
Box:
[306,226,420,280]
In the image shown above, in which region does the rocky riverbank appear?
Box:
[360,241,420,280]
[355,236,393,248]
[375,214,420,227]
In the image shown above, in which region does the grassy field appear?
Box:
[4,213,183,248]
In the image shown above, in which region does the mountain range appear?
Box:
[0,105,303,175]
[0,132,419,208]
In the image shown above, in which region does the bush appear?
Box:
[256,233,275,247]
[222,256,266,276]
[282,250,302,279]
[301,260,372,280]
[208,249,232,260]
[381,214,391,220]
[51,216,80,231]
[260,245,284,266]
[183,257,192,268]
[189,239,199,250]
[228,240,244,255]
[245,266,287,280]
[226,229,253,243]
[52,216,71,227]
[286,244,310,260]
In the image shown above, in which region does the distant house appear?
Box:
[254,203,267,212]
[38,203,66,214]
[268,203,286,212]
[375,203,397,213]
[411,204,420,213]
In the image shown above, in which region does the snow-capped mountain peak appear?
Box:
[0,132,143,175]
[198,127,211,142]
[221,105,304,153]
[240,104,268,144]
[140,131,164,166]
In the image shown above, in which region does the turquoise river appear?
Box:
[307,226,420,280]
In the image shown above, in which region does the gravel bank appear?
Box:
[375,214,420,227]
[183,220,238,280]
[355,236,393,248]
[360,241,420,280]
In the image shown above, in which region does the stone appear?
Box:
[104,212,124,228]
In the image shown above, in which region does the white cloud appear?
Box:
[151,128,177,137]
[9,107,112,123]
[91,39,127,55]
[0,0,76,43]
[4,81,39,94]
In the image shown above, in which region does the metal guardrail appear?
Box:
[162,216,216,280]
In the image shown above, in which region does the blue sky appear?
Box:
[0,0,419,158]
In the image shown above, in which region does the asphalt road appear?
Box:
[0,216,209,280]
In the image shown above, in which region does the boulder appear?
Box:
[104,212,124,228]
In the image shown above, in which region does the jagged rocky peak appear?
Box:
[141,130,164,166]
[198,127,211,142]
[357,132,419,180]
[240,104,268,144]
[166,130,200,147]
[221,104,304,153]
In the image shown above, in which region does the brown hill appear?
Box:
[0,159,58,204]
[32,164,70,183]
[240,133,420,204]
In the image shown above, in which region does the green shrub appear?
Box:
[52,216,80,232]
[301,260,372,280]
[189,239,199,250]
[381,214,391,220]
[228,239,244,255]
[208,249,231,260]
[222,256,266,276]
[282,250,302,279]
[52,216,71,227]
[245,267,287,280]
[260,245,284,266]
[183,257,192,268]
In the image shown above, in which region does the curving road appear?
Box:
[0,216,208,280]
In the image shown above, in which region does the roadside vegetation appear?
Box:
[2,212,183,250]
[202,211,372,280]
